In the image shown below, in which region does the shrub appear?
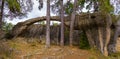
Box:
[2,22,14,33]
[79,31,90,49]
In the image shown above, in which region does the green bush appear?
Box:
[2,22,14,33]
[79,31,90,49]
[38,21,46,25]
[53,22,59,26]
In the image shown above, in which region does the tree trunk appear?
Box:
[69,0,77,46]
[0,0,4,29]
[60,0,64,46]
[46,0,50,48]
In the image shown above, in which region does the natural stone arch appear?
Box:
[8,12,112,56]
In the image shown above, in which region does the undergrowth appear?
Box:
[79,31,90,49]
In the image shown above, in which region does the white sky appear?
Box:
[6,0,48,24]
[6,0,89,24]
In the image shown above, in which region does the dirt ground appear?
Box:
[0,37,119,59]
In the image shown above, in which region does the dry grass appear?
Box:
[0,40,14,59]
[0,37,120,59]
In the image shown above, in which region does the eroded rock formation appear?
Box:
[8,12,112,56]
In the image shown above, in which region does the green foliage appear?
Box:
[99,0,114,13]
[39,21,45,25]
[79,31,90,49]
[53,22,59,26]
[52,0,113,15]
[2,22,14,33]
[78,0,114,13]
[65,0,85,14]
[6,0,21,13]
[78,0,85,8]
[65,2,73,14]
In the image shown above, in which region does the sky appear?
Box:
[6,0,48,24]
[5,0,92,24]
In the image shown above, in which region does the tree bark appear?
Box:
[69,0,77,46]
[0,0,4,29]
[46,0,50,48]
[60,0,64,46]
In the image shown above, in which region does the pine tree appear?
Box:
[46,0,51,48]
